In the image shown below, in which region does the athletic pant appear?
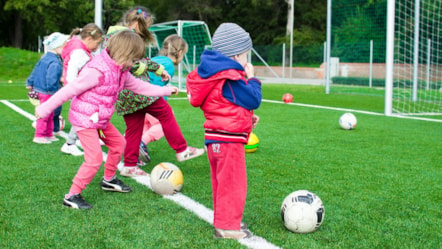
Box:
[123,98,187,167]
[68,123,125,194]
[35,93,54,138]
[207,142,247,230]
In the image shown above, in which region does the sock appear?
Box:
[104,174,115,182]
[65,192,79,199]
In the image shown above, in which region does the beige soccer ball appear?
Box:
[150,162,183,195]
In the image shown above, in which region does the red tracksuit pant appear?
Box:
[207,142,247,230]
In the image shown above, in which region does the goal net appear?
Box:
[385,0,442,117]
[148,20,212,90]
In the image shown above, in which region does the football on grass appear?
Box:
[281,190,325,233]
[282,93,293,103]
[339,113,357,130]
[150,162,183,195]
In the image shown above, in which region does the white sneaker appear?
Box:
[61,143,84,156]
[176,147,205,162]
[33,137,51,144]
[120,166,147,177]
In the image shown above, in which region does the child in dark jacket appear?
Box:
[186,23,262,240]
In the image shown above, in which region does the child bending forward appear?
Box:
[35,30,178,209]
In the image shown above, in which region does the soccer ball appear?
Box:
[150,162,183,195]
[339,113,357,130]
[245,132,259,153]
[280,190,325,233]
[282,93,293,103]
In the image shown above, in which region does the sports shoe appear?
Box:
[100,176,131,192]
[33,137,51,144]
[46,136,59,142]
[240,221,248,230]
[61,143,84,156]
[63,194,93,209]
[176,147,205,162]
[120,166,147,177]
[137,159,146,167]
[214,228,253,240]
[139,142,151,163]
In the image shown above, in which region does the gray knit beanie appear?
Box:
[212,23,252,57]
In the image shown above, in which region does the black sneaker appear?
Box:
[100,177,131,192]
[63,194,93,209]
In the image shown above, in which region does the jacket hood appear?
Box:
[197,50,244,78]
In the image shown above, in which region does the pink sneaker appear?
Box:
[120,166,147,177]
[176,147,205,162]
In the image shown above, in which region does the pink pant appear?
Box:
[34,93,54,137]
[123,98,187,167]
[69,123,126,194]
[207,142,247,230]
[141,114,164,144]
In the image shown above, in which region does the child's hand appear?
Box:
[26,86,33,90]
[252,114,259,128]
[244,63,255,79]
[161,70,171,82]
[35,111,41,120]
[170,87,179,96]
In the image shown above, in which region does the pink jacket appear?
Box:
[61,36,92,84]
[36,49,173,129]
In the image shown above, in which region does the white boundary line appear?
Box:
[1,100,282,249]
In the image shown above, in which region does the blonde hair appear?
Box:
[70,23,104,40]
[122,6,155,44]
[159,35,188,64]
[107,30,146,65]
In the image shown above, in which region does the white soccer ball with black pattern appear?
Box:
[339,112,357,130]
[280,190,325,233]
[150,162,183,195]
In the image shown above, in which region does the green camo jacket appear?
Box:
[103,26,164,116]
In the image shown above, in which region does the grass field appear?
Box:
[0,79,441,248]
[0,47,441,248]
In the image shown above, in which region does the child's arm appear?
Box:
[222,77,262,110]
[36,67,100,119]
[65,49,90,84]
[46,62,63,91]
[132,58,171,82]
[124,73,178,97]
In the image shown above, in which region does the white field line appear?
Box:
[1,99,282,249]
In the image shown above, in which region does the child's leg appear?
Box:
[100,123,126,178]
[123,109,146,167]
[207,143,247,231]
[66,127,78,145]
[146,98,187,153]
[53,105,62,132]
[35,93,54,138]
[141,114,164,144]
[68,128,103,194]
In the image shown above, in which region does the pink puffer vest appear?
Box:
[61,37,92,84]
[68,49,127,129]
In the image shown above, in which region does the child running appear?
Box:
[186,23,262,239]
[27,32,69,144]
[104,6,204,177]
[60,23,104,156]
[138,34,189,165]
[35,30,179,209]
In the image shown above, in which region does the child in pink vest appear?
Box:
[60,23,104,157]
[36,30,178,209]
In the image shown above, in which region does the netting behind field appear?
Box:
[392,0,442,116]
[149,21,212,75]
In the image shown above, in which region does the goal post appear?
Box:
[385,0,442,117]
[148,20,212,90]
